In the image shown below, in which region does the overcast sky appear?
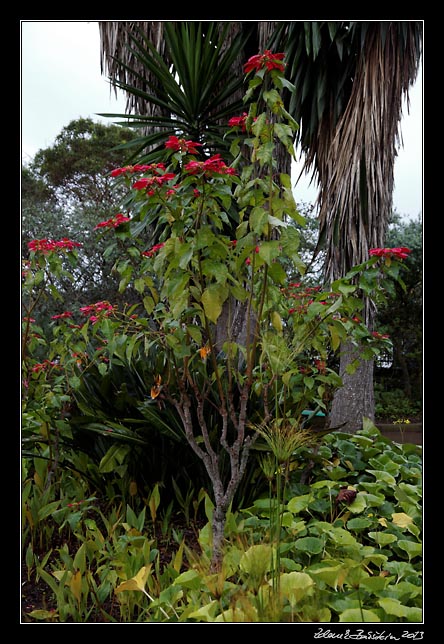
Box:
[21,20,423,220]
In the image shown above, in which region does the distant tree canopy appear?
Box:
[374,214,422,407]
[22,118,141,321]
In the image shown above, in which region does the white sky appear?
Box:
[21,20,423,220]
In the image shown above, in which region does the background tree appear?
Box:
[373,213,423,419]
[98,20,422,431]
[22,118,141,319]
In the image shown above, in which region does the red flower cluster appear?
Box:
[94,213,131,230]
[132,174,176,194]
[111,164,165,177]
[51,311,73,320]
[244,50,285,74]
[28,238,82,254]
[369,247,411,260]
[371,331,390,340]
[165,135,202,155]
[228,112,249,132]
[79,301,114,324]
[184,154,236,177]
[31,359,60,373]
[283,283,326,315]
[142,242,165,258]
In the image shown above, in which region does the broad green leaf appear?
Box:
[271,310,283,333]
[332,279,356,296]
[308,562,346,590]
[327,527,358,547]
[279,571,314,605]
[69,375,81,389]
[397,539,422,560]
[214,606,258,622]
[115,565,152,594]
[37,500,61,520]
[258,240,279,265]
[69,569,82,604]
[359,575,390,592]
[188,600,220,622]
[250,206,268,233]
[178,243,194,269]
[328,323,342,352]
[295,536,324,555]
[73,542,86,573]
[391,512,414,528]
[346,517,373,531]
[267,260,287,284]
[287,494,313,514]
[97,362,108,376]
[368,531,397,546]
[240,544,275,577]
[99,444,130,473]
[378,597,422,621]
[134,277,146,294]
[348,493,367,514]
[339,608,380,622]
[268,214,289,228]
[201,283,228,324]
[27,609,59,620]
[255,141,274,166]
[367,469,397,486]
[173,569,202,590]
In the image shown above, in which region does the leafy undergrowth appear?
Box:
[22,420,422,623]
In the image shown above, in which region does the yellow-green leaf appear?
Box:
[201,283,228,324]
[70,570,82,604]
[271,310,283,333]
[115,565,152,594]
[391,512,414,528]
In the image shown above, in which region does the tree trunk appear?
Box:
[210,500,228,573]
[328,339,375,433]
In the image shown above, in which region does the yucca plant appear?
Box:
[99,22,248,164]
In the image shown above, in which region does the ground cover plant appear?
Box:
[21,49,420,623]
[22,421,422,622]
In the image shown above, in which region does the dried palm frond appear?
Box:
[316,22,422,283]
[99,21,167,117]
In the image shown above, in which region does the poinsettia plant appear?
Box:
[22,50,410,572]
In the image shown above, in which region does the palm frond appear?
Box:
[316,22,422,282]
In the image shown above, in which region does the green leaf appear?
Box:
[173,569,202,590]
[295,536,324,555]
[99,444,130,473]
[271,310,283,333]
[27,609,59,620]
[397,539,422,560]
[339,608,380,623]
[279,572,314,605]
[367,469,397,486]
[308,561,345,590]
[368,531,397,547]
[250,206,268,234]
[378,597,422,621]
[288,494,312,514]
[188,600,219,622]
[258,240,279,266]
[37,500,61,521]
[68,375,81,389]
[201,283,228,324]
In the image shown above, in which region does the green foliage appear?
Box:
[374,214,422,412]
[24,422,422,623]
[22,47,416,604]
[22,119,141,319]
